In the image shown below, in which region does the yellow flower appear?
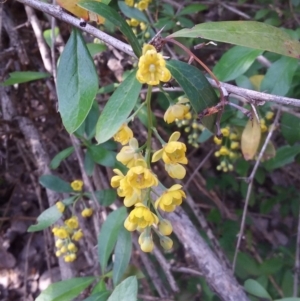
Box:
[118,178,142,207]
[125,0,134,6]
[126,160,158,189]
[72,229,83,241]
[137,0,149,10]
[265,111,274,120]
[113,124,133,145]
[67,243,77,252]
[261,123,267,133]
[64,253,76,262]
[81,208,93,218]
[140,22,147,31]
[139,232,154,252]
[55,239,64,248]
[152,132,188,179]
[158,219,173,235]
[129,18,140,27]
[111,169,126,188]
[116,138,144,168]
[160,236,173,250]
[136,44,171,86]
[155,184,185,212]
[164,102,191,124]
[53,227,69,239]
[65,216,79,229]
[229,133,238,140]
[213,136,222,145]
[71,180,83,191]
[230,141,239,150]
[219,146,230,156]
[124,204,159,231]
[221,127,230,137]
[56,201,65,213]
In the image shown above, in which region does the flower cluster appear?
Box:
[52,216,83,263]
[111,124,186,252]
[125,0,152,10]
[52,180,94,263]
[213,127,240,172]
[136,44,171,86]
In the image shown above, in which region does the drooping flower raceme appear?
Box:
[136,44,171,86]
[152,132,188,179]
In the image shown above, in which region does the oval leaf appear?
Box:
[95,70,142,144]
[87,145,116,167]
[98,207,127,273]
[281,112,300,145]
[166,60,219,133]
[57,28,99,133]
[241,116,261,160]
[28,205,62,232]
[213,46,263,82]
[113,227,132,286]
[36,277,95,301]
[79,0,142,57]
[244,279,271,300]
[39,175,73,193]
[107,276,137,301]
[169,21,300,59]
[50,147,75,169]
[261,56,298,96]
[264,145,300,171]
[2,71,50,86]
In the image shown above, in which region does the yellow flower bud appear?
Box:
[60,246,67,254]
[229,133,238,140]
[55,250,61,257]
[140,235,154,252]
[69,253,77,262]
[213,136,222,145]
[67,243,77,252]
[55,239,64,249]
[65,216,79,229]
[219,146,230,156]
[72,229,83,241]
[56,201,65,213]
[221,127,230,137]
[230,141,239,150]
[158,219,173,235]
[160,236,173,250]
[81,208,93,218]
[265,111,274,120]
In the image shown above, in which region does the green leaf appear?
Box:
[118,1,148,23]
[264,145,300,171]
[85,100,100,140]
[87,43,107,57]
[43,27,59,47]
[36,277,95,301]
[84,151,95,176]
[94,189,117,206]
[166,60,219,133]
[213,46,263,82]
[2,71,50,86]
[107,276,137,301]
[259,257,283,275]
[113,228,132,286]
[261,56,298,96]
[28,205,62,232]
[177,4,208,16]
[95,70,142,144]
[281,112,300,145]
[169,21,300,59]
[50,147,75,169]
[79,1,142,57]
[83,291,111,301]
[244,279,272,300]
[57,28,98,133]
[87,145,116,167]
[39,175,73,193]
[98,207,127,273]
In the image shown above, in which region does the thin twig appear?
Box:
[219,2,251,19]
[232,109,281,270]
[185,148,214,189]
